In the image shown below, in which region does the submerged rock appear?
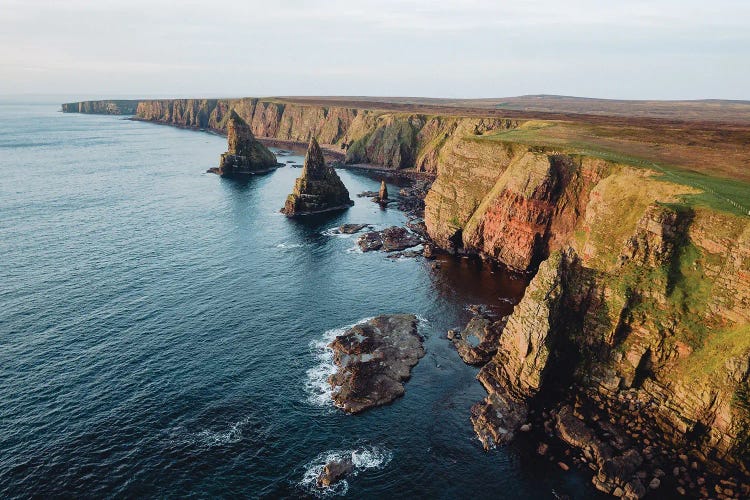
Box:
[281,138,353,216]
[328,314,424,413]
[336,223,371,234]
[317,458,354,487]
[357,226,423,253]
[212,110,278,175]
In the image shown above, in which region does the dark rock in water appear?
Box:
[281,138,353,216]
[212,110,277,176]
[328,314,424,413]
[357,226,423,253]
[386,250,422,260]
[406,219,428,238]
[336,223,371,234]
[398,179,432,218]
[317,458,354,487]
[450,314,507,365]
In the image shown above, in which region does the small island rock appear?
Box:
[213,110,277,175]
[281,138,353,216]
[317,458,354,487]
[328,314,424,413]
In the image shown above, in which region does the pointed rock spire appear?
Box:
[281,137,353,216]
[378,179,389,201]
[213,110,277,176]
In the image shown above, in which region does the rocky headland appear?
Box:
[281,138,353,216]
[327,314,424,414]
[209,110,278,176]
[64,97,750,496]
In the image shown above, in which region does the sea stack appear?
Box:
[281,138,353,216]
[378,180,388,202]
[213,110,277,176]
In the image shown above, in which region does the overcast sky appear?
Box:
[1,0,748,100]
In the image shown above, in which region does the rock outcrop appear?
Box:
[378,180,388,202]
[281,138,353,216]
[328,314,424,413]
[213,111,277,176]
[317,458,354,487]
[357,227,423,253]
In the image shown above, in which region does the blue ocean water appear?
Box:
[0,103,598,498]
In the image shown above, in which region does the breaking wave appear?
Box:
[299,445,393,497]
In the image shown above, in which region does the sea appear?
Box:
[0,101,601,498]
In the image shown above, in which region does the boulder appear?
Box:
[317,458,354,487]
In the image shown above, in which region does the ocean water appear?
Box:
[0,103,599,498]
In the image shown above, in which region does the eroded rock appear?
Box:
[357,227,423,253]
[281,138,353,216]
[328,314,424,413]
[316,458,354,487]
[212,110,278,175]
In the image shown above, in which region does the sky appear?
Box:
[1,0,748,100]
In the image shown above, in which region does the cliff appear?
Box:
[213,110,277,175]
[442,144,750,491]
[281,138,353,216]
[61,100,139,115]
[67,98,517,174]
[63,97,750,488]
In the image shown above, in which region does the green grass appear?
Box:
[475,128,750,217]
[679,323,750,383]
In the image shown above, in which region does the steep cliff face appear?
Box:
[458,159,750,480]
[62,100,139,115]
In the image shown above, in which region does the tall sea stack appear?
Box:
[378,180,388,201]
[281,138,353,216]
[213,110,277,176]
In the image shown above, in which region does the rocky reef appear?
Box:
[327,314,424,413]
[211,111,277,176]
[281,138,353,216]
[357,226,423,253]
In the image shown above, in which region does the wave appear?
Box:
[276,242,307,249]
[299,445,393,497]
[304,317,373,409]
[166,416,251,449]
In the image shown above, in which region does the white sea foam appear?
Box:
[168,416,251,449]
[276,242,306,249]
[304,318,373,409]
[345,245,363,254]
[299,445,393,497]
[321,227,353,239]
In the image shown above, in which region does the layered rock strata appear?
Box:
[328,314,424,413]
[212,111,277,175]
[281,138,353,216]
